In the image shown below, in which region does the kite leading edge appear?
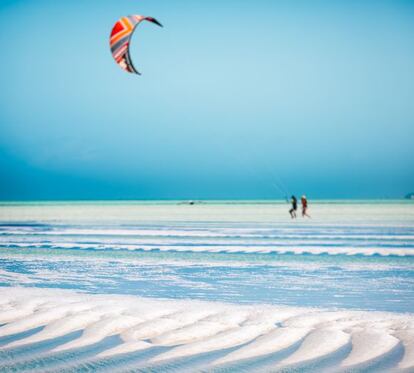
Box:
[110,15,162,75]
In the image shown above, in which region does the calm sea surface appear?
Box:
[1,201,413,312]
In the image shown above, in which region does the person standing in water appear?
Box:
[301,195,311,218]
[289,195,298,219]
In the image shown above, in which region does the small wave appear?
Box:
[2,242,414,257]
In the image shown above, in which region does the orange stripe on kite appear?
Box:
[109,14,162,75]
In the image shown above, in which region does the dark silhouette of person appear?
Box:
[289,195,297,219]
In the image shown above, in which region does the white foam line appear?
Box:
[2,229,414,241]
[4,242,413,256]
[3,236,413,249]
[1,252,409,273]
[8,229,230,238]
[279,329,350,366]
[341,330,400,367]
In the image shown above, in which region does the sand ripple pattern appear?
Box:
[0,288,413,372]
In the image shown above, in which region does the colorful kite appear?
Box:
[110,15,162,74]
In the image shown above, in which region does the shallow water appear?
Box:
[0,201,413,371]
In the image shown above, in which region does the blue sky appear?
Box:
[0,0,413,200]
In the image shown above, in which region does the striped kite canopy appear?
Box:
[110,15,162,75]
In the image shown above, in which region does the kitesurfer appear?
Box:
[289,196,297,219]
[301,195,310,218]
